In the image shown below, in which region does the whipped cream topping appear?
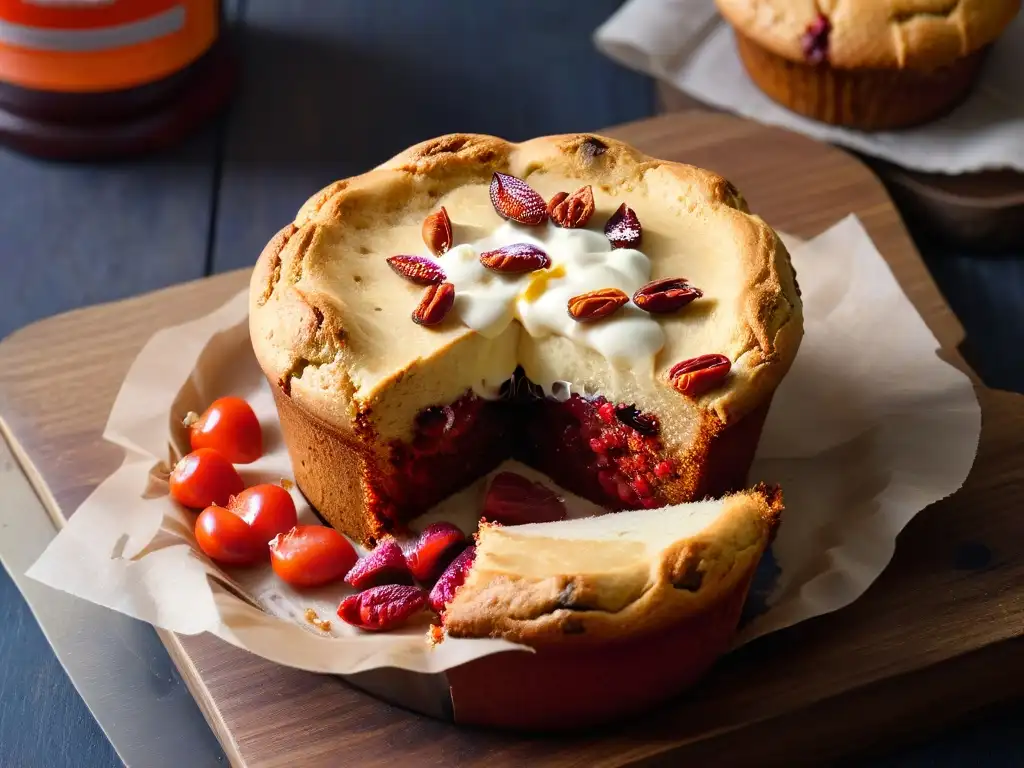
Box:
[434,221,665,368]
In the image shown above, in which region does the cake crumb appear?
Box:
[304,608,331,632]
[427,624,445,646]
[280,478,295,490]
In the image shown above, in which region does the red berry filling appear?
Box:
[371,391,512,531]
[517,389,673,511]
[365,369,677,530]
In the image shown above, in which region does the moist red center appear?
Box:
[365,367,678,534]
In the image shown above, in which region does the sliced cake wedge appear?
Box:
[442,485,783,729]
[445,485,782,644]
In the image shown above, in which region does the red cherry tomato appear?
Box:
[227,484,298,546]
[169,448,244,509]
[189,396,263,464]
[269,525,358,588]
[195,505,266,566]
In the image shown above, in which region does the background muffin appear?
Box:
[715,0,1021,130]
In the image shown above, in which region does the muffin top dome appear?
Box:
[715,0,1020,70]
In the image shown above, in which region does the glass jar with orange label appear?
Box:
[0,0,233,159]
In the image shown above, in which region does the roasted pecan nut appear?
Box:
[668,354,731,396]
[337,584,429,631]
[633,277,703,313]
[422,207,453,255]
[412,282,456,326]
[387,254,446,285]
[604,203,642,248]
[546,191,569,218]
[548,185,595,229]
[567,287,629,322]
[490,172,547,225]
[479,243,550,273]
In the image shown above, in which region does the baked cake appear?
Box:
[249,132,802,547]
[446,485,780,642]
[444,485,782,728]
[716,0,1021,130]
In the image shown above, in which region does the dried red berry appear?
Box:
[429,545,476,614]
[412,282,455,326]
[489,172,547,225]
[482,472,567,526]
[344,537,414,590]
[604,203,642,248]
[406,522,467,582]
[668,354,732,397]
[386,254,446,285]
[801,13,831,65]
[479,243,550,273]
[337,584,428,631]
[422,207,453,255]
[632,278,703,314]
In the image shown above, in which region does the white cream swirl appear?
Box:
[435,221,664,367]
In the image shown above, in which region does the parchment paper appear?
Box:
[594,0,1024,173]
[27,215,980,673]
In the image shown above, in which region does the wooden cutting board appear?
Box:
[2,111,1023,767]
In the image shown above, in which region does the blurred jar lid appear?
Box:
[0,0,234,160]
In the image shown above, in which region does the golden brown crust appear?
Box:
[443,486,783,646]
[271,382,384,544]
[249,132,802,441]
[715,0,1020,71]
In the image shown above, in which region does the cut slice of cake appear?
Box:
[441,485,783,729]
[444,485,782,644]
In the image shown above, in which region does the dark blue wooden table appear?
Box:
[2,2,1023,765]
